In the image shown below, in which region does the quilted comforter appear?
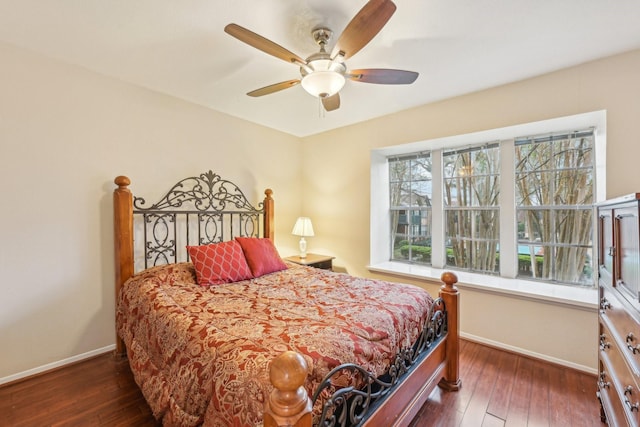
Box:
[116,262,434,426]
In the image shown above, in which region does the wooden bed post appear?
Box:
[113,176,134,356]
[263,188,275,241]
[264,351,312,427]
[438,271,462,391]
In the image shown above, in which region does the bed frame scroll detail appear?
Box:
[266,272,461,427]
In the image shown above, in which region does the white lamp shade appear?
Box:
[292,217,314,237]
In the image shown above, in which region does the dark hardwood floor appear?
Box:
[409,340,603,427]
[0,340,602,426]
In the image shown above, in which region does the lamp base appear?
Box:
[298,237,307,258]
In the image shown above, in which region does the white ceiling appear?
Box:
[1,1,639,137]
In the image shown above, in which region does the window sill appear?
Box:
[367,261,598,311]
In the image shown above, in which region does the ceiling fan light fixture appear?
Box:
[301,71,345,98]
[225,1,416,111]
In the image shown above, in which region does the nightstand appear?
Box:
[284,253,334,270]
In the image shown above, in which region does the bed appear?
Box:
[113,170,461,427]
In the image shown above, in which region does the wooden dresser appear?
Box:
[598,193,640,426]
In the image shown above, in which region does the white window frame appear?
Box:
[369,111,606,307]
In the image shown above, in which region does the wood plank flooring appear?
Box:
[0,340,603,426]
[409,340,603,427]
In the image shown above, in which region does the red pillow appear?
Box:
[187,240,253,286]
[236,237,288,277]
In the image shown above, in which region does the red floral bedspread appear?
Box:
[116,262,434,427]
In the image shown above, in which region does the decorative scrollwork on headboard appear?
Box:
[133,170,261,212]
[130,170,266,271]
[113,171,275,355]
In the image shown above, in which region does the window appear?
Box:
[389,153,432,263]
[443,144,500,274]
[371,111,605,292]
[514,130,594,285]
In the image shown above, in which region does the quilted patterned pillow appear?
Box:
[236,237,288,277]
[187,240,253,286]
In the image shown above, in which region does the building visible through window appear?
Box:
[389,153,432,264]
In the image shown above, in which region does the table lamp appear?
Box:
[292,217,314,258]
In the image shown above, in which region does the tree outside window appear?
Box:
[515,130,594,285]
[443,144,500,274]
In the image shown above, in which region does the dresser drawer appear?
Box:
[600,321,640,426]
[601,286,640,376]
[599,361,633,427]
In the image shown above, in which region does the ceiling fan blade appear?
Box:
[330,0,397,61]
[321,93,340,111]
[348,69,418,84]
[225,23,305,65]
[247,80,301,97]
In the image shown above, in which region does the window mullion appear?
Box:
[500,139,517,278]
[431,148,445,268]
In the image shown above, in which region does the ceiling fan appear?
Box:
[224,0,418,112]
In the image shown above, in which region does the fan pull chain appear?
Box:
[318,97,325,118]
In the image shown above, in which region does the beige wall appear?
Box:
[302,49,640,372]
[0,41,302,381]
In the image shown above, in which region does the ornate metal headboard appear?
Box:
[131,170,271,270]
[113,170,274,354]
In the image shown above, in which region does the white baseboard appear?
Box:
[460,332,597,375]
[0,344,116,386]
